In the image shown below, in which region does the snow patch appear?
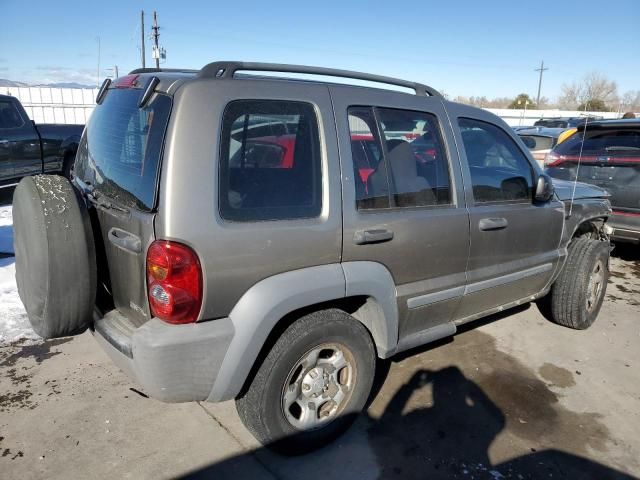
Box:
[0,205,13,255]
[0,206,40,345]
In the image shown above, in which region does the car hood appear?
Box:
[552,178,610,200]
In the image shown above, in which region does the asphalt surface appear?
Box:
[1,245,639,479]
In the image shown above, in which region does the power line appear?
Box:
[534,60,549,106]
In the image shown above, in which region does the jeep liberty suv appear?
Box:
[12,62,612,453]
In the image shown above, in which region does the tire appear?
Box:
[12,175,96,339]
[235,309,376,454]
[549,236,609,330]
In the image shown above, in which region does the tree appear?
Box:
[621,90,640,112]
[508,93,535,109]
[577,98,610,112]
[558,72,619,111]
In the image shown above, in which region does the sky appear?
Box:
[1,0,638,100]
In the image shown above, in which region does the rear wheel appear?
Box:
[549,236,610,329]
[235,309,376,454]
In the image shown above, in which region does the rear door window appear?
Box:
[378,108,451,207]
[74,88,171,211]
[348,106,451,209]
[219,100,322,221]
[0,100,25,129]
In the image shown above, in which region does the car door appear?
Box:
[450,110,564,321]
[331,86,469,343]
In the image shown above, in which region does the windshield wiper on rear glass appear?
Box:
[86,191,130,214]
[75,177,129,214]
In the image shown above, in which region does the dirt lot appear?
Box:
[1,247,639,479]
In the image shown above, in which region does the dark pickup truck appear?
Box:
[0,93,84,189]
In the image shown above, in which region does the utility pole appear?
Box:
[96,36,101,84]
[152,11,160,69]
[140,10,146,68]
[534,60,549,107]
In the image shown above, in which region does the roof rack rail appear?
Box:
[198,61,441,97]
[128,67,199,75]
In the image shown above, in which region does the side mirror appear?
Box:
[535,173,555,202]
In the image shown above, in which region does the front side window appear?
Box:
[348,106,451,210]
[219,100,321,221]
[0,100,25,129]
[459,118,534,203]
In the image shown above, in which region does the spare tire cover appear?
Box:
[13,175,96,338]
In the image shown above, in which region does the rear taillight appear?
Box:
[545,152,640,167]
[545,152,561,167]
[146,240,202,324]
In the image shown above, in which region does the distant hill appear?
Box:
[35,82,97,89]
[0,79,96,89]
[0,79,30,87]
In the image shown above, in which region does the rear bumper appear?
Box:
[93,310,234,402]
[609,212,640,244]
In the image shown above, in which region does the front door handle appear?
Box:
[479,217,508,231]
[354,228,394,245]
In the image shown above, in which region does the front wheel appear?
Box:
[235,309,376,454]
[548,236,610,329]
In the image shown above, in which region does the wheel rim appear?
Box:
[281,343,357,431]
[586,259,605,313]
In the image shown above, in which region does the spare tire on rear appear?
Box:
[13,175,96,339]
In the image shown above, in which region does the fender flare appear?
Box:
[207,262,398,401]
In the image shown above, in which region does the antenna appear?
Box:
[568,117,589,216]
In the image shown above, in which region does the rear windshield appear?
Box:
[74,89,171,211]
[554,127,640,157]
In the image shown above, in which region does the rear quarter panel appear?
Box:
[155,78,343,320]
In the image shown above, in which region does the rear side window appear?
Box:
[459,118,534,203]
[0,100,25,128]
[74,89,171,211]
[348,106,451,210]
[219,100,321,221]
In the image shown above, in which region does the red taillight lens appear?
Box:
[545,152,561,167]
[146,240,202,324]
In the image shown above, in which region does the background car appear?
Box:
[517,127,565,166]
[545,118,640,244]
[534,116,603,129]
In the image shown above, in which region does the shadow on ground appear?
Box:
[180,327,636,480]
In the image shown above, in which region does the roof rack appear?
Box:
[197,61,441,97]
[128,67,199,75]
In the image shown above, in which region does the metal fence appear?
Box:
[1,86,98,125]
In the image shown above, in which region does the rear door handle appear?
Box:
[354,228,394,245]
[479,217,508,231]
[108,228,142,253]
